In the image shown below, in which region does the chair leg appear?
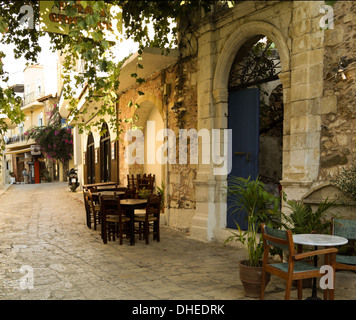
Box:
[329,253,336,300]
[285,278,293,300]
[297,280,303,300]
[145,222,149,245]
[260,269,267,300]
[119,223,123,245]
[93,212,97,231]
[323,254,329,300]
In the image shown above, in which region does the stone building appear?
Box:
[3,65,61,185]
[63,1,356,243]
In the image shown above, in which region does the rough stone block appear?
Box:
[292,34,311,54]
[320,95,337,114]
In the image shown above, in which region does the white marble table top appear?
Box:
[293,234,348,247]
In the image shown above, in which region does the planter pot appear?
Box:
[239,260,270,298]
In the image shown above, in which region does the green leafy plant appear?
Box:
[282,198,339,235]
[331,165,356,201]
[26,104,73,164]
[224,176,282,267]
[156,181,165,211]
[138,187,151,199]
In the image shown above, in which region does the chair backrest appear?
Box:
[99,194,122,217]
[331,218,356,266]
[332,218,356,240]
[146,194,161,217]
[87,189,97,210]
[124,188,136,199]
[83,189,89,210]
[260,224,295,256]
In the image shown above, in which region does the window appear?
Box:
[37,113,43,127]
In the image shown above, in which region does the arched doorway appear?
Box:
[100,122,111,182]
[133,99,165,190]
[227,36,284,230]
[87,133,95,184]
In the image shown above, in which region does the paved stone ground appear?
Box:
[0,182,354,301]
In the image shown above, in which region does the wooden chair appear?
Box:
[124,187,136,199]
[260,223,338,300]
[134,194,161,245]
[331,218,356,272]
[99,194,130,245]
[127,174,138,190]
[86,189,101,230]
[83,188,91,228]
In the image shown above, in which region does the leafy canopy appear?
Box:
[0,0,225,139]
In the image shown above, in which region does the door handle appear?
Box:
[234,152,252,162]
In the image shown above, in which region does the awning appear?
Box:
[4,147,32,155]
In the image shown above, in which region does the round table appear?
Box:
[293,234,348,247]
[293,234,348,300]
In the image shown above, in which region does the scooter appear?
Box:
[68,168,80,192]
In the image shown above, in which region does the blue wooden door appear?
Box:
[227,88,260,230]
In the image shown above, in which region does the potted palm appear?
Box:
[156,181,165,212]
[224,176,282,298]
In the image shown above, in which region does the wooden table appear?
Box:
[293,234,348,300]
[120,199,147,246]
[91,191,125,202]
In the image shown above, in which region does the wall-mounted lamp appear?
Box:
[333,56,356,81]
[171,104,180,114]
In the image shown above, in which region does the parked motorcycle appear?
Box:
[68,168,80,192]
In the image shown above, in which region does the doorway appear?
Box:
[227,36,283,230]
[100,123,111,183]
[87,133,95,184]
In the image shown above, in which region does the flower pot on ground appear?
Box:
[239,260,270,298]
[224,176,282,298]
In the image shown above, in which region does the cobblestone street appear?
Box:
[0,182,354,301]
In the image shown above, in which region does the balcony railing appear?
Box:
[4,134,28,145]
[23,91,46,106]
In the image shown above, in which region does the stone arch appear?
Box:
[130,97,165,188]
[212,21,291,233]
[213,21,290,105]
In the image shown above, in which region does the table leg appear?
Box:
[128,208,135,246]
[102,214,107,244]
[305,246,321,300]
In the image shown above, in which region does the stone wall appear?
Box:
[187,1,356,242]
[116,56,199,231]
[320,1,356,181]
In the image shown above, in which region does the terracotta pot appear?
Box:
[239,260,270,298]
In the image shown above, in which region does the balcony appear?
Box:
[5,134,27,145]
[22,91,46,111]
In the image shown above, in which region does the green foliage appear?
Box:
[156,181,165,210]
[26,104,73,163]
[224,176,282,267]
[0,0,237,157]
[331,166,356,201]
[138,187,150,199]
[282,198,338,235]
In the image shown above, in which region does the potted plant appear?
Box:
[224,176,282,298]
[156,181,165,212]
[138,187,151,199]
